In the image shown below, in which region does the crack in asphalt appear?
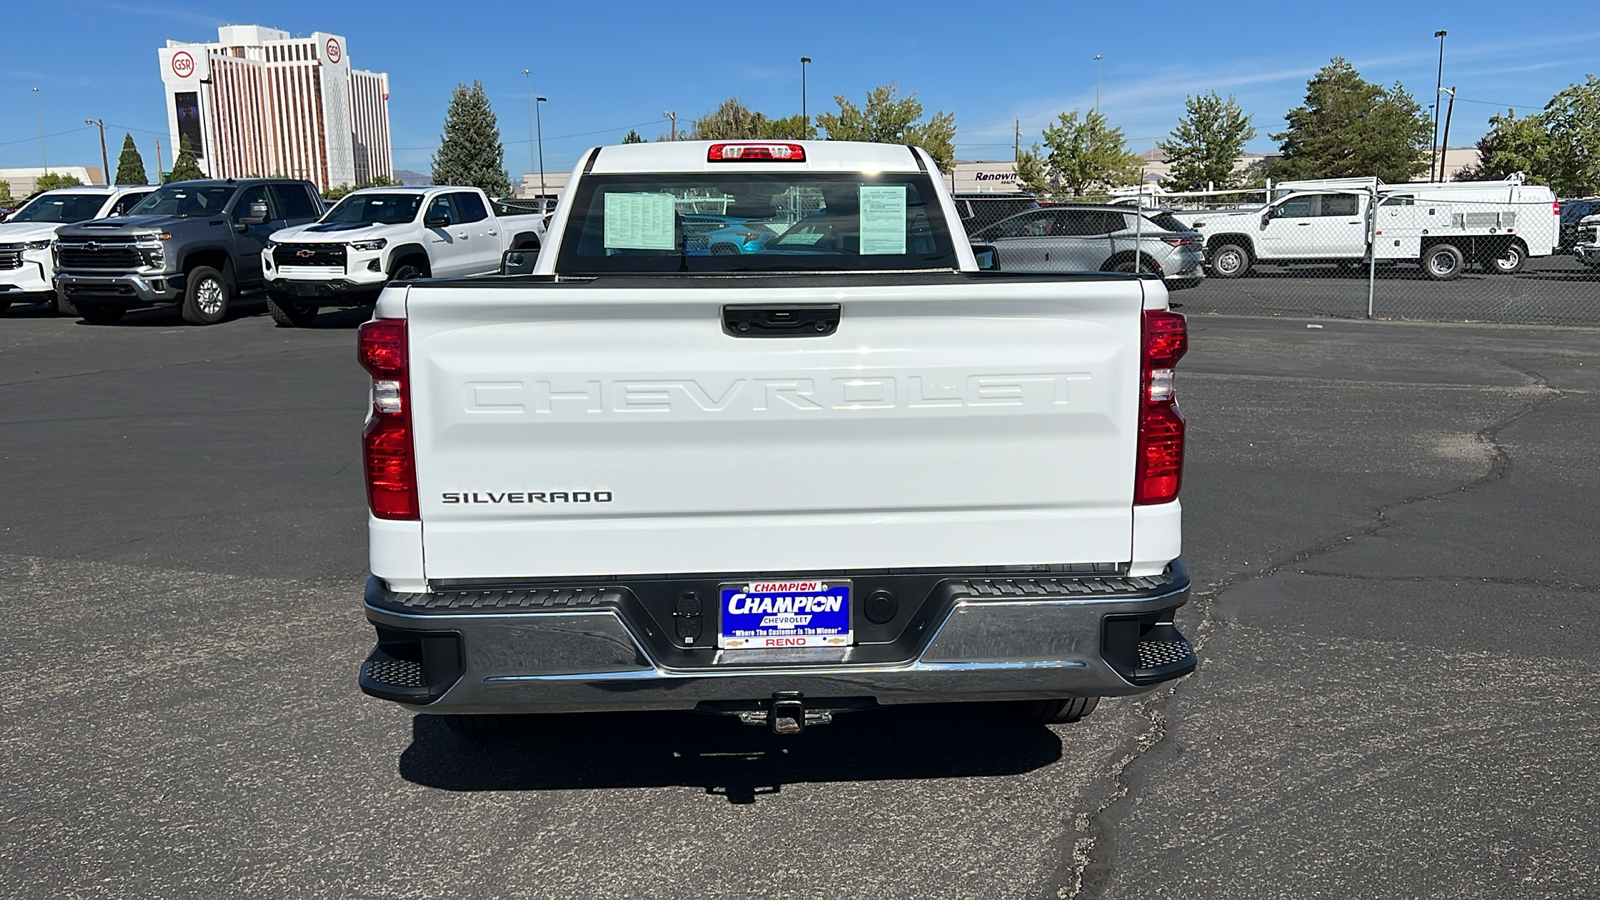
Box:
[1291,570,1600,593]
[1044,362,1569,900]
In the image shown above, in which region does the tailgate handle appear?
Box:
[722,303,840,338]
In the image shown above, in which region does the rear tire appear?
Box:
[1012,696,1100,724]
[1485,241,1526,275]
[1421,244,1465,281]
[76,302,125,325]
[1208,242,1251,278]
[266,294,318,327]
[180,265,231,325]
[442,714,533,740]
[0,300,10,315]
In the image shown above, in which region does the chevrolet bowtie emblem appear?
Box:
[296,249,314,258]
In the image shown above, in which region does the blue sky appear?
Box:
[4,0,1596,181]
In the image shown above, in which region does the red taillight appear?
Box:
[1554,200,1561,215]
[358,318,417,520]
[358,318,406,379]
[1136,310,1187,505]
[708,142,806,162]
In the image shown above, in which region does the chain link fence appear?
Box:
[978,186,1600,326]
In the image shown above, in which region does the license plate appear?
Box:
[292,282,320,296]
[718,579,852,649]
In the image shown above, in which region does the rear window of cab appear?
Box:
[556,172,960,274]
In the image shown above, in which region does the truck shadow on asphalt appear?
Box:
[398,705,1063,804]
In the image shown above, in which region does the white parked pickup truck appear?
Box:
[355,140,1195,738]
[0,185,154,315]
[1180,178,1559,281]
[261,186,545,327]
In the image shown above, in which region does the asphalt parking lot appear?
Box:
[2,300,1597,899]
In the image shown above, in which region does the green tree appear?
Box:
[816,83,957,173]
[621,129,644,144]
[1013,146,1051,196]
[1460,78,1600,195]
[1272,58,1431,182]
[1459,110,1560,183]
[1538,74,1600,195]
[1030,110,1143,197]
[687,99,807,140]
[0,181,10,202]
[35,172,85,192]
[113,133,148,185]
[169,134,206,182]
[1159,92,1257,191]
[431,81,512,196]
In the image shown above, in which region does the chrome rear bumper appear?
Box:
[360,564,1196,715]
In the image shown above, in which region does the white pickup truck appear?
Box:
[0,185,153,315]
[1181,179,1559,281]
[261,186,544,327]
[355,140,1195,737]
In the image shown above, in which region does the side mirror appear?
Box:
[237,200,270,229]
[971,244,1000,272]
[500,248,537,275]
[425,213,451,228]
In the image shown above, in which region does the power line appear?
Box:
[394,117,666,152]
[0,124,96,148]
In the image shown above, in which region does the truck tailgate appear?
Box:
[404,277,1145,580]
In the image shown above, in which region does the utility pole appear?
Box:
[535,96,547,206]
[1014,119,1020,162]
[155,140,163,185]
[33,87,48,172]
[664,111,676,141]
[1430,30,1447,181]
[1438,87,1457,182]
[1093,56,1103,114]
[522,70,536,198]
[85,119,108,185]
[800,57,811,139]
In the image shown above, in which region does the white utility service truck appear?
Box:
[261,186,545,327]
[355,140,1196,737]
[1178,177,1558,280]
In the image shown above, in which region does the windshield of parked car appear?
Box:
[128,185,238,218]
[556,173,959,274]
[321,193,425,225]
[9,193,108,224]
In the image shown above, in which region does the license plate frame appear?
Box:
[717,579,853,650]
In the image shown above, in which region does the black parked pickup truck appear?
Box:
[54,178,322,325]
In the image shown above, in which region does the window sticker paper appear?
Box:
[604,192,676,250]
[858,185,908,255]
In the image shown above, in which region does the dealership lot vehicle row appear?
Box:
[2,313,1595,898]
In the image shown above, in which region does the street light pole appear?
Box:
[1430,30,1447,181]
[800,56,811,139]
[86,119,108,185]
[33,87,48,173]
[1093,55,1102,114]
[535,96,547,205]
[664,111,676,141]
[522,69,536,198]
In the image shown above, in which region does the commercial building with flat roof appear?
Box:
[157,24,392,191]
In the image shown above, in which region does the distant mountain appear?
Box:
[393,169,430,186]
